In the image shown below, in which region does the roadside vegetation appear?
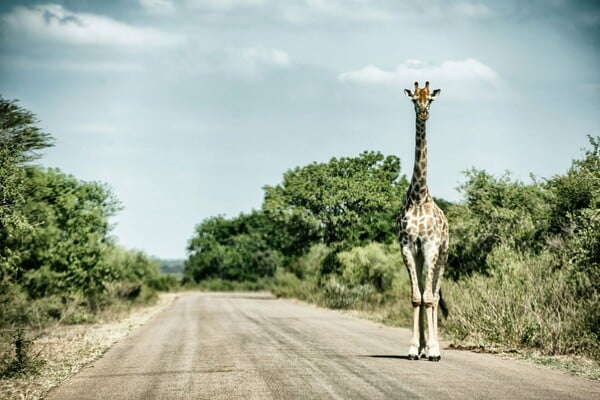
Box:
[0,97,178,378]
[185,136,600,369]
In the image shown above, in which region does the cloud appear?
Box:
[281,0,394,23]
[452,2,494,19]
[338,59,499,85]
[2,4,185,48]
[139,0,176,15]
[184,0,393,23]
[185,0,268,12]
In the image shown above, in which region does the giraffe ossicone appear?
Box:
[397,81,449,361]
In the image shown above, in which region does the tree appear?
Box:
[546,136,600,337]
[185,211,283,283]
[0,97,53,279]
[16,167,121,300]
[447,169,551,279]
[547,135,600,235]
[262,151,408,257]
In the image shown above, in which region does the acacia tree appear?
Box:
[0,97,53,279]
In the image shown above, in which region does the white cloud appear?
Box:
[139,0,176,15]
[452,2,494,19]
[2,4,185,48]
[339,59,499,85]
[186,0,267,12]
[282,0,394,23]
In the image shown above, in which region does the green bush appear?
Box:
[338,242,401,292]
[272,268,319,301]
[288,243,332,280]
[322,277,373,309]
[446,169,551,279]
[185,212,284,283]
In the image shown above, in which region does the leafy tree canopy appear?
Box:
[262,151,408,255]
[0,97,54,277]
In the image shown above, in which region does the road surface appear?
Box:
[47,292,600,399]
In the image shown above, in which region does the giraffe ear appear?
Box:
[404,89,413,99]
[430,89,441,99]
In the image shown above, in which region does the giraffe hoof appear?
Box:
[408,354,419,361]
[428,355,441,362]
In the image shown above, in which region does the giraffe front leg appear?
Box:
[400,244,421,360]
[423,245,441,361]
[425,306,440,361]
[428,239,448,362]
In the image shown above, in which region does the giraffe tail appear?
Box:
[439,289,449,319]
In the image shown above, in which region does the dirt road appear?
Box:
[46,292,599,399]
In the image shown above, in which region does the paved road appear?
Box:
[47,292,600,400]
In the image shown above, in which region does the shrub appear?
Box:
[0,328,45,377]
[322,277,373,309]
[289,243,332,280]
[271,268,319,301]
[444,245,600,359]
[338,242,401,292]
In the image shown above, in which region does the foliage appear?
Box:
[322,277,373,309]
[444,245,599,360]
[441,137,600,360]
[0,98,177,378]
[338,242,400,292]
[446,169,552,278]
[0,97,53,280]
[186,152,408,286]
[271,244,331,301]
[262,151,408,256]
[185,211,283,283]
[15,167,122,301]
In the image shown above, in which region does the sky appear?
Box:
[1,0,599,259]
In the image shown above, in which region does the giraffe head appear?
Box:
[404,81,440,121]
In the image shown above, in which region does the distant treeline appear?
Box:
[185,137,599,360]
[158,259,185,276]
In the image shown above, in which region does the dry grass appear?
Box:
[0,293,178,400]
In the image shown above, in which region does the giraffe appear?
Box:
[397,81,449,362]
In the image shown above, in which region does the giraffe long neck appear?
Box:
[409,117,430,204]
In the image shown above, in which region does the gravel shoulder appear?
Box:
[0,293,178,400]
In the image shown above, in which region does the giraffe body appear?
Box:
[397,82,449,361]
